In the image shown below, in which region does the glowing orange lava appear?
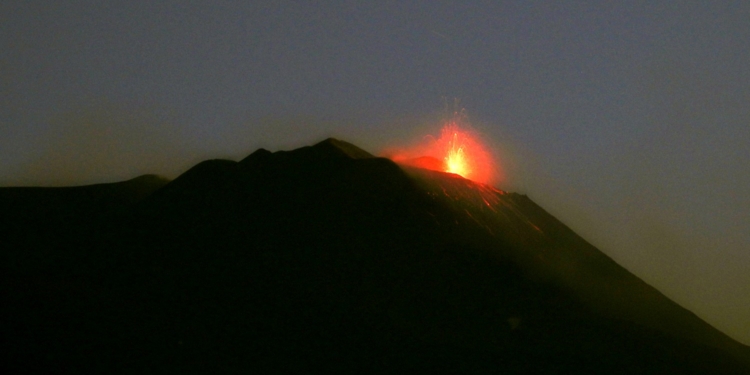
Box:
[445,129,470,177]
[387,116,496,184]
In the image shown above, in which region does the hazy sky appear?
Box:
[2,1,748,344]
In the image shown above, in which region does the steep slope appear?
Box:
[2,138,748,374]
[403,166,750,367]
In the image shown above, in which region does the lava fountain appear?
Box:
[387,114,497,185]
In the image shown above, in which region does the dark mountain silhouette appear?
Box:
[2,138,749,374]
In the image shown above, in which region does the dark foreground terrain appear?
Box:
[2,139,749,374]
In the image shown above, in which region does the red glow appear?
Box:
[388,117,496,184]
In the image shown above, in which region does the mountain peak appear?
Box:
[312,137,374,159]
[4,138,749,373]
[238,138,373,168]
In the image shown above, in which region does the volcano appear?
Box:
[2,138,749,374]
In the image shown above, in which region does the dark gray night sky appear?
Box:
[2,1,748,344]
